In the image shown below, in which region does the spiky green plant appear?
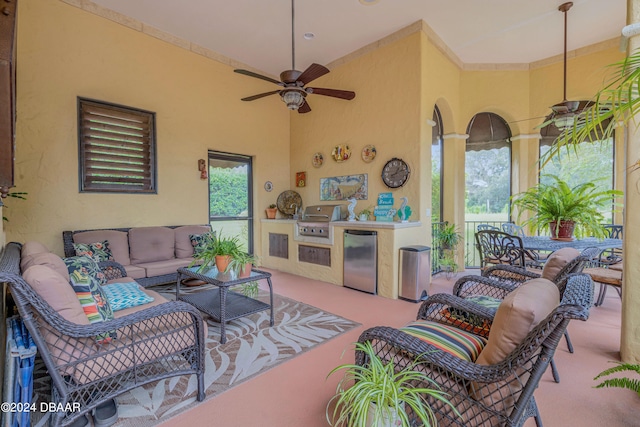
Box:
[594,362,640,397]
[511,175,622,239]
[326,341,459,427]
[1,191,27,222]
[543,49,640,166]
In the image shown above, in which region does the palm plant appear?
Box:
[594,362,640,397]
[544,49,640,165]
[511,175,622,239]
[326,341,458,427]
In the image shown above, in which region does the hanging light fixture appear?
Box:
[281,89,306,110]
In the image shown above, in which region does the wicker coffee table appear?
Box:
[176,266,274,344]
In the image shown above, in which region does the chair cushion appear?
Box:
[64,256,115,343]
[541,247,580,281]
[22,265,89,325]
[73,240,115,262]
[475,277,559,366]
[174,225,211,258]
[102,281,154,311]
[74,230,131,266]
[20,252,70,281]
[129,227,175,264]
[400,320,488,362]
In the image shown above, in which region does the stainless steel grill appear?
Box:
[297,205,341,238]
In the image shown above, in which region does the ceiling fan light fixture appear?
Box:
[281,89,306,110]
[554,114,576,130]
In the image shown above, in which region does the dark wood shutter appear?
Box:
[78,98,156,193]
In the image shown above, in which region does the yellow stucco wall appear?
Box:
[7,0,290,255]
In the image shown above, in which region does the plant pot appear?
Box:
[550,220,575,240]
[215,255,232,272]
[266,208,278,219]
[359,213,369,221]
[366,402,404,427]
[238,262,252,278]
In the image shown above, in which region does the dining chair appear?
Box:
[582,246,623,306]
[474,229,525,271]
[501,222,525,238]
[477,223,499,232]
[501,222,549,268]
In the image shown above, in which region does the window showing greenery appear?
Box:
[208,152,253,253]
[78,98,156,193]
[465,147,511,216]
[431,106,443,223]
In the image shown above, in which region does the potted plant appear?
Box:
[266,204,278,219]
[433,223,462,251]
[326,341,457,427]
[228,251,259,278]
[357,206,373,221]
[190,231,240,273]
[511,174,622,240]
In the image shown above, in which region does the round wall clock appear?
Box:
[381,157,410,188]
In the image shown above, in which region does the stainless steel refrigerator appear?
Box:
[343,230,377,294]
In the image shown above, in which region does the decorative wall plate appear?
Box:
[312,152,324,168]
[264,181,273,192]
[331,144,351,162]
[276,190,302,216]
[361,145,377,163]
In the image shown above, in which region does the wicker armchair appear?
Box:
[0,242,206,427]
[356,274,593,427]
[452,249,592,383]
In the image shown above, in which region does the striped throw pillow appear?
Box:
[400,320,488,362]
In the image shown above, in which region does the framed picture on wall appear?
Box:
[320,174,368,201]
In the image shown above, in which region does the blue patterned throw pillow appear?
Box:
[102,281,154,312]
[63,256,115,343]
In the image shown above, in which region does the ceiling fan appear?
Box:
[233,0,356,114]
[544,1,593,128]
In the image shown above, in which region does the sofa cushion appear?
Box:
[400,320,488,362]
[135,258,193,278]
[21,241,50,258]
[22,265,89,325]
[541,247,580,281]
[64,256,115,342]
[123,264,147,280]
[129,227,175,264]
[174,225,211,258]
[21,252,70,281]
[74,230,131,266]
[73,240,115,262]
[476,278,559,365]
[102,281,154,311]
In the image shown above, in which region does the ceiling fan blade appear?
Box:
[297,63,330,85]
[308,87,356,100]
[298,101,311,114]
[241,90,281,102]
[234,69,283,86]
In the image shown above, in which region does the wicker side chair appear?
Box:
[0,242,206,427]
[355,274,593,427]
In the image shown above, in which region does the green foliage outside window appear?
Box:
[209,167,248,217]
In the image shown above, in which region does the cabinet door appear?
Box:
[269,233,289,259]
[299,245,331,267]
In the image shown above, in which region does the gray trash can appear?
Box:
[399,245,431,302]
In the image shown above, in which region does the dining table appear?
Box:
[521,236,622,252]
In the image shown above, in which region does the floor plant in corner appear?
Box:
[326,341,458,427]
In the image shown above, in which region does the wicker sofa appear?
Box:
[63,225,211,287]
[1,241,206,427]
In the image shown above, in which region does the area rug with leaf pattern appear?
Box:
[31,284,359,426]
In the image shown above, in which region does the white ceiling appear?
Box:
[91,0,627,77]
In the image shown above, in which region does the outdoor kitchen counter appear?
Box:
[260,219,427,299]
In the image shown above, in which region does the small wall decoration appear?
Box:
[361,144,377,163]
[264,181,273,192]
[312,152,324,168]
[295,171,306,187]
[320,174,368,201]
[331,144,351,162]
[198,159,207,180]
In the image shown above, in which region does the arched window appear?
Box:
[431,106,443,223]
[465,112,512,220]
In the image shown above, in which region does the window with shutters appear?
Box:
[78,98,157,193]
